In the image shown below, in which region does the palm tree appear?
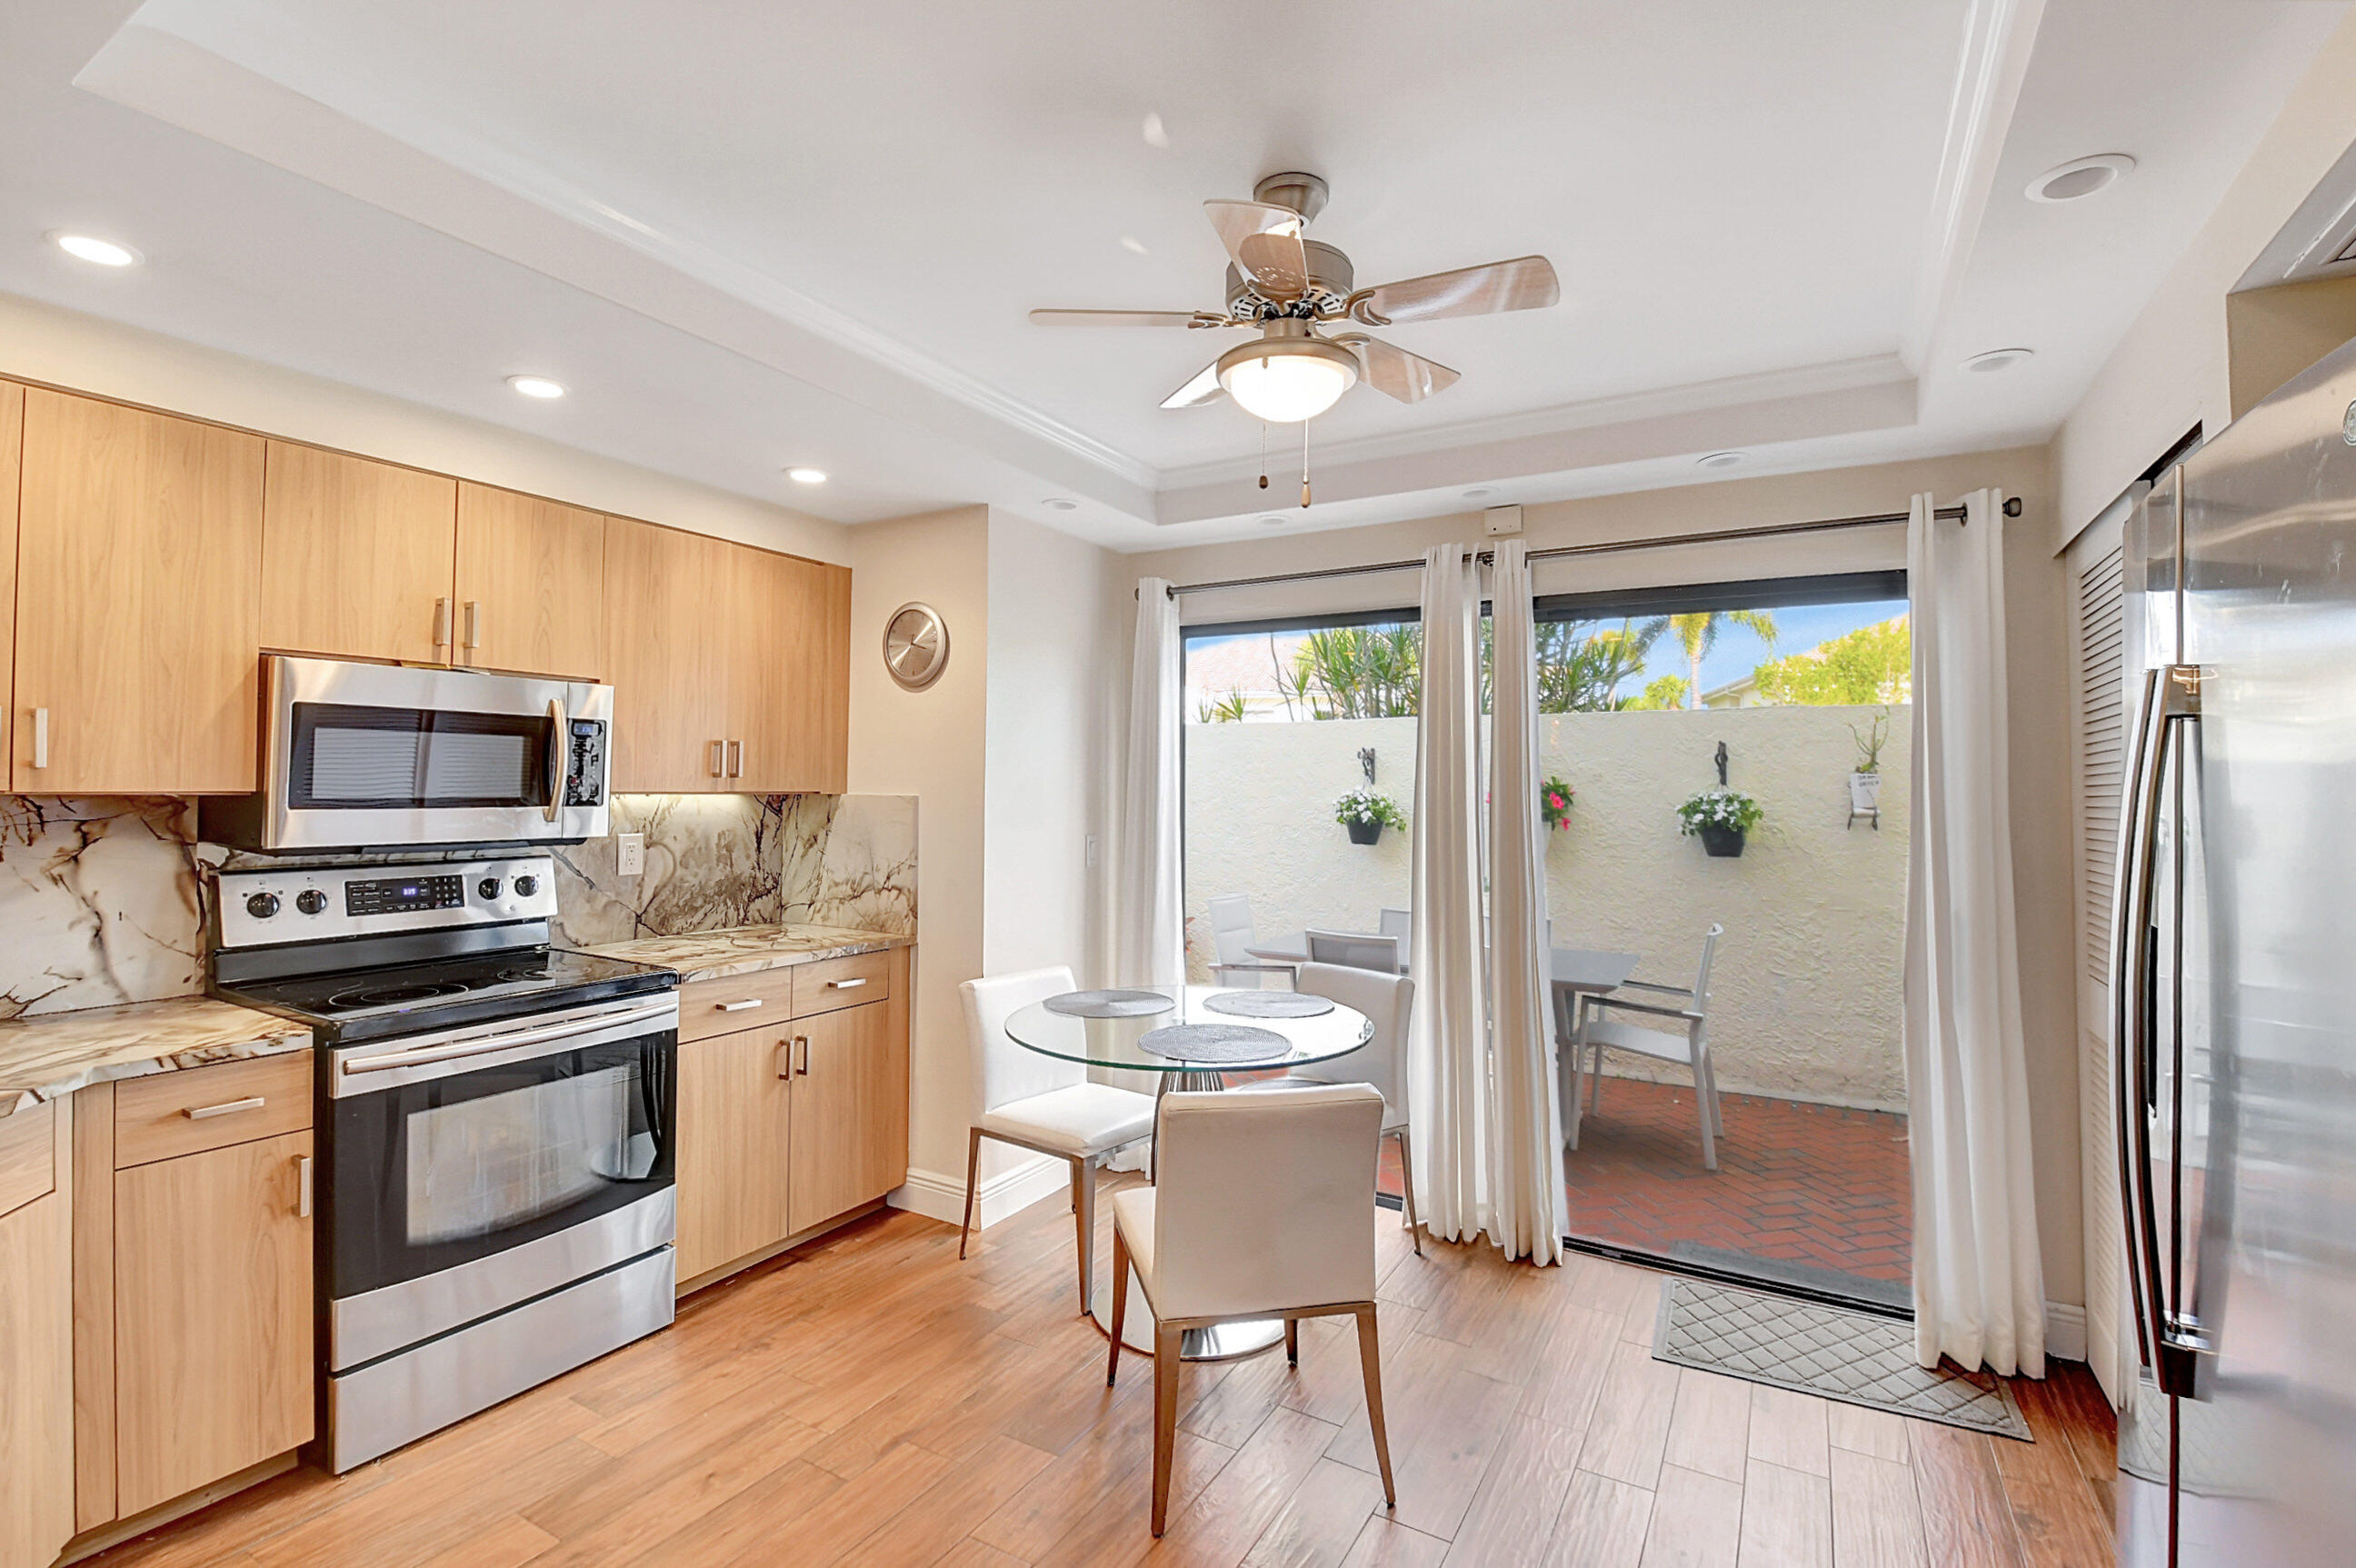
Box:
[1667,610,1779,708]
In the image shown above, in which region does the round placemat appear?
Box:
[1041,988,1173,1019]
[1137,1023,1291,1064]
[1202,990,1336,1019]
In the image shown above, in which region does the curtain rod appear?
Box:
[1152,496,2022,599]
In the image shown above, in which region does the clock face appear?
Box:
[883,602,949,690]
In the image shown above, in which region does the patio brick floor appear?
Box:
[1376,1075,1912,1290]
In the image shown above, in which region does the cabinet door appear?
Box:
[454,482,605,680]
[113,1130,313,1516]
[731,551,850,794]
[674,1025,794,1282]
[15,390,265,794]
[605,518,732,794]
[261,443,458,664]
[0,383,20,775]
[788,999,907,1234]
[0,1116,70,1568]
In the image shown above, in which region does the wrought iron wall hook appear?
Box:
[1358,747,1376,785]
[1713,742,1729,787]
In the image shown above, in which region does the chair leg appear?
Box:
[1353,1304,1397,1509]
[1285,1318,1300,1366]
[1692,1054,1719,1172]
[1588,1043,1605,1113]
[1151,1324,1183,1535]
[958,1127,982,1260]
[1561,1040,1582,1151]
[1106,1226,1130,1386]
[1072,1156,1096,1314]
[1392,1126,1423,1256]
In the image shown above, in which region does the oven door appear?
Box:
[255,655,611,850]
[325,995,675,1369]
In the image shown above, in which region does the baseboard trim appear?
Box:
[2045,1301,2087,1363]
[890,1152,1071,1231]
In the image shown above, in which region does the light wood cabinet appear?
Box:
[730,551,849,794]
[111,1127,314,1516]
[0,1100,72,1568]
[0,382,22,775]
[604,517,732,794]
[674,1024,795,1282]
[788,997,908,1234]
[260,443,458,664]
[454,483,606,680]
[14,389,265,794]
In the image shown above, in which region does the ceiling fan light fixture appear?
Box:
[1215,336,1358,424]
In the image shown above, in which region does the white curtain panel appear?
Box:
[1115,577,1183,992]
[1409,544,1491,1243]
[1904,489,2047,1376]
[1485,541,1569,1263]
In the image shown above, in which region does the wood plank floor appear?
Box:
[87,1176,2116,1567]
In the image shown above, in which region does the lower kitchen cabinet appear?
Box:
[675,1024,795,1281]
[789,1001,910,1235]
[111,1128,315,1516]
[0,1104,72,1568]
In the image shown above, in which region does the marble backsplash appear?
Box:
[0,794,915,1020]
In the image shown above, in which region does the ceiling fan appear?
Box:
[1031,172,1560,425]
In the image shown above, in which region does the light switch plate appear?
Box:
[616,833,645,877]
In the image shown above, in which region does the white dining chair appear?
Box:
[1563,924,1725,1169]
[1377,907,1412,944]
[1234,962,1422,1255]
[1104,1084,1395,1535]
[1206,894,1294,987]
[1305,927,1401,975]
[958,967,1159,1311]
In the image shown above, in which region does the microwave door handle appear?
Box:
[2112,664,2169,1378]
[544,698,567,824]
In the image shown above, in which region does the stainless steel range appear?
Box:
[210,855,679,1473]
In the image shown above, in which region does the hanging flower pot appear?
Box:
[1346,819,1383,845]
[1698,824,1746,857]
[1334,787,1404,846]
[1678,787,1763,860]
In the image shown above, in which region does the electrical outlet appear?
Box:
[616,833,645,877]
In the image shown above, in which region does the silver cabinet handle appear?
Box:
[794,1035,810,1077]
[774,1041,793,1080]
[544,697,567,824]
[715,998,764,1013]
[30,707,47,770]
[708,740,725,777]
[434,596,453,658]
[825,977,869,991]
[463,600,481,660]
[296,1154,314,1219]
[727,740,743,779]
[185,1095,266,1120]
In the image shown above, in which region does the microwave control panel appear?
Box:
[564,719,608,806]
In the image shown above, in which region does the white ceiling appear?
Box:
[0,0,2345,548]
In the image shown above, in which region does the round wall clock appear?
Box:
[883,602,951,691]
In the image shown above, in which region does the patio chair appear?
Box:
[1563,924,1725,1170]
[1206,894,1295,987]
[1377,907,1411,943]
[1306,927,1401,975]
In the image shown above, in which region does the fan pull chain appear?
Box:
[1301,420,1312,508]
[1259,422,1269,489]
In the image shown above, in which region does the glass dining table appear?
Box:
[1003,984,1373,1362]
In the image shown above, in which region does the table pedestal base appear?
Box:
[1087,1264,1286,1363]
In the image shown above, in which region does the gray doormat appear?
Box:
[1652,1278,2032,1441]
[1666,1242,1912,1313]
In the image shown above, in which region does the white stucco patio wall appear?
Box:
[1183,705,1911,1111]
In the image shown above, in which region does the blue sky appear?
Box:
[1632,598,1907,698]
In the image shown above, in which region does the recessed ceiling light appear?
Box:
[50,232,140,267]
[2026,154,2134,204]
[1463,487,1496,500]
[1043,497,1078,511]
[506,375,565,399]
[1962,347,2034,374]
[1142,113,1170,150]
[1120,235,1148,255]
[1697,451,1745,469]
[786,467,828,484]
[1256,514,1287,526]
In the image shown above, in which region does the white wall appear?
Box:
[0,290,849,563]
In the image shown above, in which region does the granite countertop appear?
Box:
[0,995,314,1119]
[577,924,913,984]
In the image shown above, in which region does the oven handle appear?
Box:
[340,999,678,1078]
[544,698,568,824]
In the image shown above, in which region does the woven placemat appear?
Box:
[1137,1023,1290,1064]
[1042,989,1173,1019]
[1203,990,1335,1019]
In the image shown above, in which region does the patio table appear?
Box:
[1248,932,1640,994]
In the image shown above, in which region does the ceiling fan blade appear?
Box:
[1344,335,1461,404]
[1029,308,1224,328]
[1161,359,1226,409]
[1352,255,1560,325]
[1204,200,1310,302]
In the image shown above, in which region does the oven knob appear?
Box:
[245,892,280,919]
[478,877,504,900]
[513,874,540,898]
[294,890,328,915]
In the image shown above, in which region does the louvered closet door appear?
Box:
[2068,488,2136,1403]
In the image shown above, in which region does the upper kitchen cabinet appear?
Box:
[604,516,731,794]
[454,483,606,680]
[260,443,458,664]
[0,384,21,774]
[733,551,850,794]
[15,389,265,794]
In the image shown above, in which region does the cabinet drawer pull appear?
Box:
[708,740,725,777]
[715,998,764,1013]
[727,740,743,779]
[825,977,869,991]
[296,1155,314,1219]
[434,596,453,655]
[31,707,47,770]
[775,1041,794,1079]
[185,1095,266,1120]
[463,600,481,657]
[794,1035,810,1077]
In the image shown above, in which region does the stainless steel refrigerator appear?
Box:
[2113,333,2356,1567]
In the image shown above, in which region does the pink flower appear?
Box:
[1547,793,1564,809]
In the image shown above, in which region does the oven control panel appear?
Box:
[215,855,562,948]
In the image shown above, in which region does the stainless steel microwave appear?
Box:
[200,656,612,852]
